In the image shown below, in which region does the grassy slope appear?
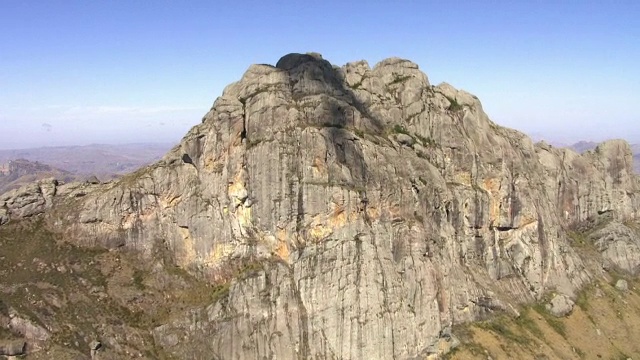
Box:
[447,218,640,360]
[448,278,640,360]
[0,218,219,359]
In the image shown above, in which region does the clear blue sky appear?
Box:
[1,0,639,149]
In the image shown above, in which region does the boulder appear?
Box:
[90,340,102,350]
[396,133,415,146]
[546,294,575,317]
[0,340,26,356]
[615,279,629,292]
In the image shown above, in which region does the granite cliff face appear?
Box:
[2,53,639,359]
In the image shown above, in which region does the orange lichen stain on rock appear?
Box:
[236,205,252,229]
[482,177,500,194]
[204,243,234,266]
[454,171,472,186]
[160,194,182,209]
[311,157,326,177]
[228,171,249,207]
[309,223,333,242]
[176,226,198,266]
[327,203,359,229]
[203,155,215,171]
[366,206,380,221]
[482,177,501,222]
[519,216,537,228]
[275,240,290,262]
[276,228,288,242]
[262,230,292,263]
[228,182,243,196]
[328,205,347,228]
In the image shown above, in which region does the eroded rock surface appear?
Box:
[2,53,639,359]
[587,221,640,274]
[0,178,102,225]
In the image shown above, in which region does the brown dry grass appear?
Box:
[448,279,640,360]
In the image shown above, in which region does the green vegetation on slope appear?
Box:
[0,218,224,359]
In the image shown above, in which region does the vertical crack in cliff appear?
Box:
[370,231,396,357]
[295,133,304,235]
[537,212,548,288]
[239,97,248,143]
[357,139,371,227]
[509,175,520,227]
[354,233,364,359]
[296,182,304,235]
[289,122,310,358]
[263,269,278,360]
[289,266,310,359]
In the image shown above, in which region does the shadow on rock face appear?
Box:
[275,52,385,133]
[275,52,384,191]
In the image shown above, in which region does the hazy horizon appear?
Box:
[0,126,637,152]
[2,1,638,149]
[0,141,178,151]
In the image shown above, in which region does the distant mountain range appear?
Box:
[0,142,174,176]
[569,141,640,173]
[0,143,174,194]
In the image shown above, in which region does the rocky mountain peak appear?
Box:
[275,52,325,70]
[1,53,639,359]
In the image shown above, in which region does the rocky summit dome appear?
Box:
[2,53,639,359]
